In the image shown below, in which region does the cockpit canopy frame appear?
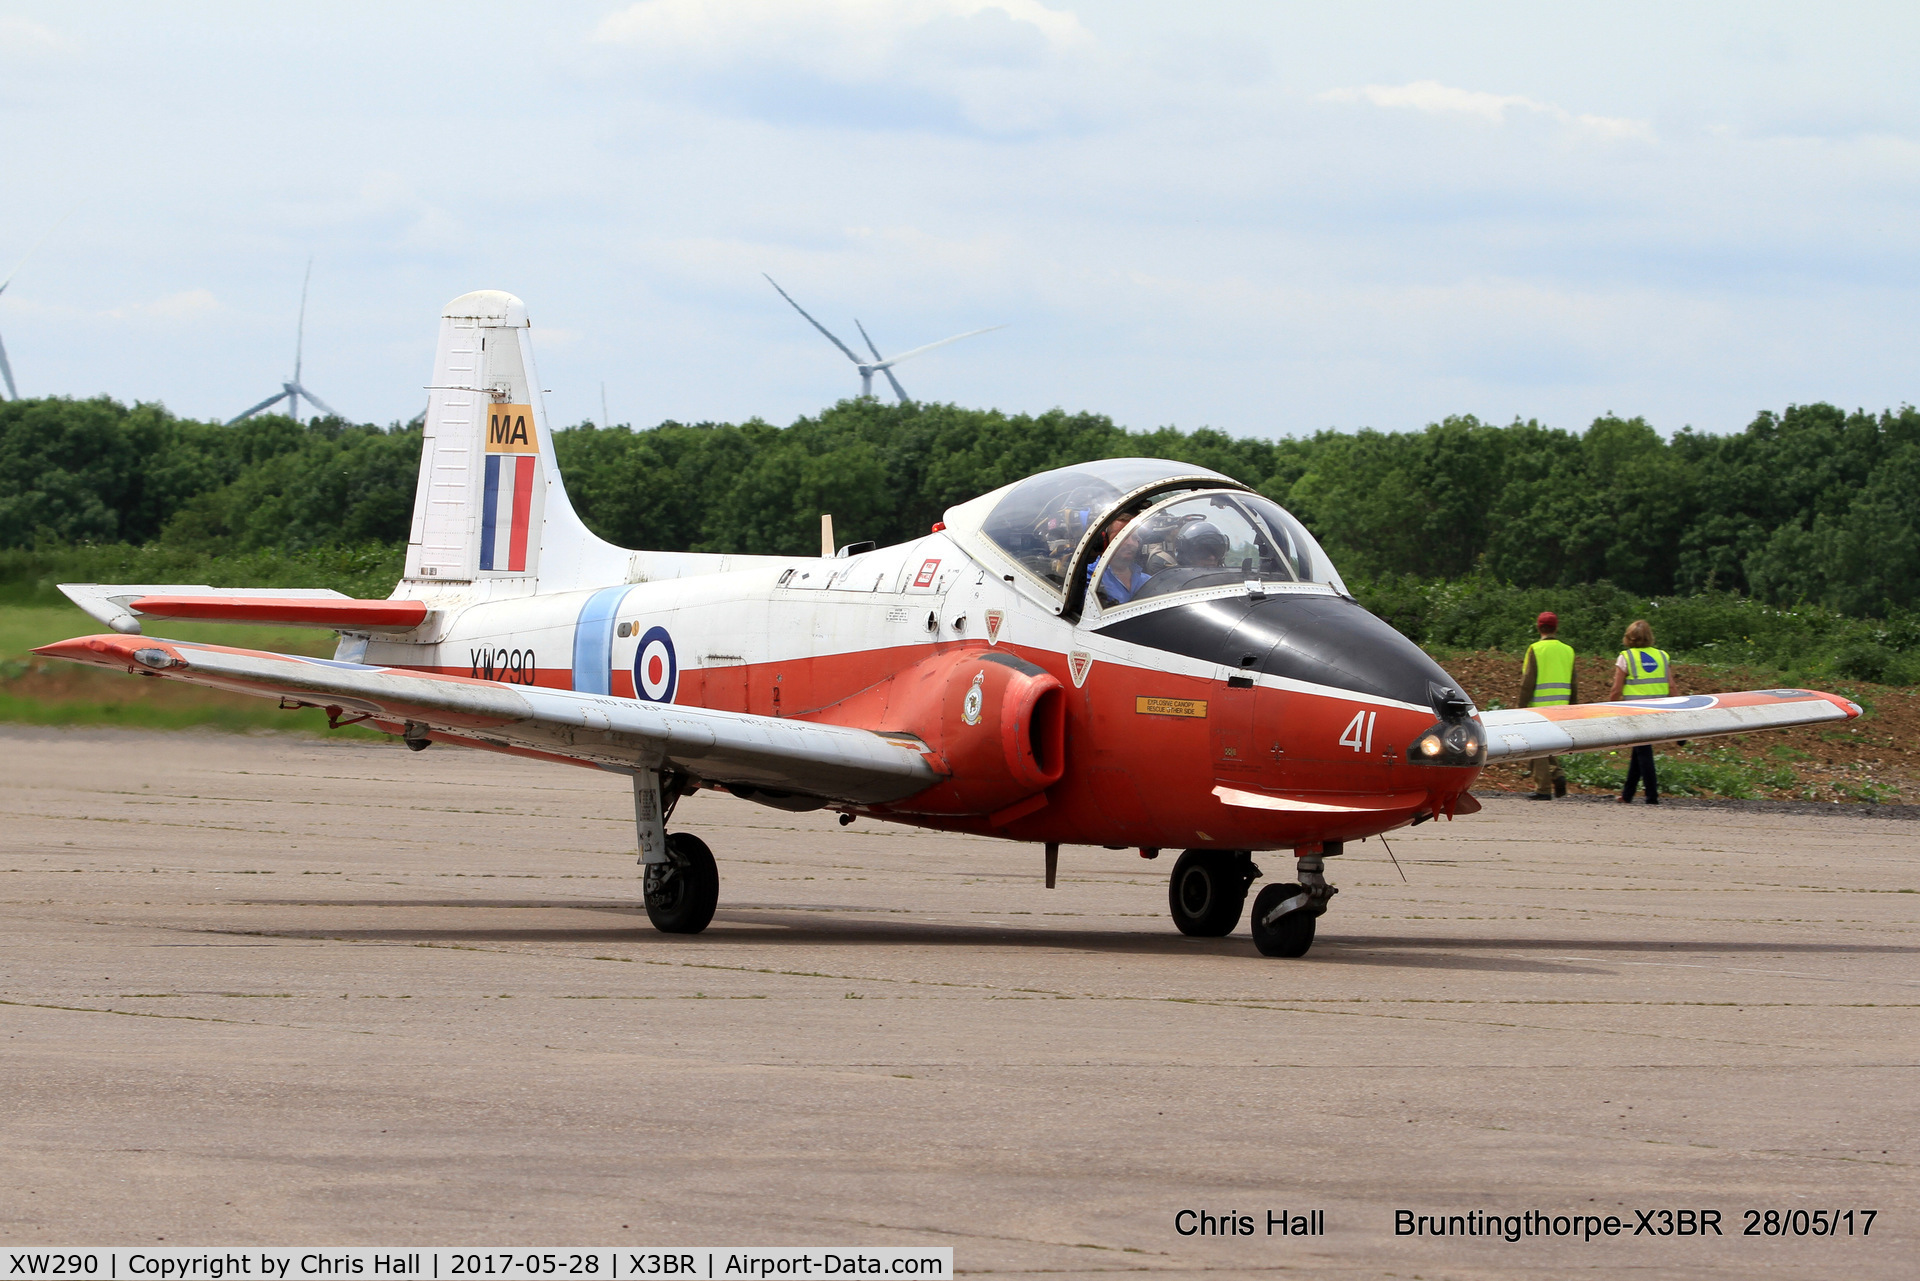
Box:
[956,461,1241,620]
[1083,487,1350,619]
[950,458,1345,623]
[1054,476,1260,621]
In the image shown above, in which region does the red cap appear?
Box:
[1536,611,1558,630]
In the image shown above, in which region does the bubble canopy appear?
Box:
[946,458,1347,615]
[1089,490,1348,610]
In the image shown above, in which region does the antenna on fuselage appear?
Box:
[1378,832,1409,883]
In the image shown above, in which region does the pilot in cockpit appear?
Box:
[1094,516,1152,605]
[1174,520,1228,570]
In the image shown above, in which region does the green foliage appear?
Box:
[159,422,420,552]
[0,543,405,605]
[1,397,418,550]
[1355,572,1920,685]
[1278,403,1920,614]
[1560,747,1802,800]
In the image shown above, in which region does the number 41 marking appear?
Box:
[1340,710,1377,753]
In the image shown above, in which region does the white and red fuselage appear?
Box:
[365,518,1479,852]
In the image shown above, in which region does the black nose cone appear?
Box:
[1096,593,1459,707]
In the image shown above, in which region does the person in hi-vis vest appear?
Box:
[1518,611,1577,799]
[1607,618,1673,804]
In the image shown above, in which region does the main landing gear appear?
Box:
[645,832,719,934]
[1168,849,1262,936]
[635,767,719,935]
[1166,844,1341,957]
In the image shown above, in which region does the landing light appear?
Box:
[1406,716,1487,767]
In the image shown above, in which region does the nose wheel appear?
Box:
[1168,848,1262,936]
[1250,853,1336,957]
[644,831,719,934]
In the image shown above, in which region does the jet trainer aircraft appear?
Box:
[41,291,1862,957]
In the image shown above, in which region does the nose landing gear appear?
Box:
[1251,848,1338,957]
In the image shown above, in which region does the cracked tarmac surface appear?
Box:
[0,726,1915,1278]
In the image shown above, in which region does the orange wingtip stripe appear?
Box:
[1525,690,1860,720]
[32,635,180,664]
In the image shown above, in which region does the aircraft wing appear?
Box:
[34,634,944,805]
[1478,689,1861,762]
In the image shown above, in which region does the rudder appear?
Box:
[403,291,627,593]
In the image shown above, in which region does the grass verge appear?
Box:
[2,602,388,740]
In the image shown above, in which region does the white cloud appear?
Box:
[591,0,1099,133]
[1322,79,1651,140]
[594,0,1090,66]
[297,173,471,254]
[0,15,67,54]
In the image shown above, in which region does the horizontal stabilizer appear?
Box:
[35,634,944,806]
[1479,689,1860,762]
[59,584,427,635]
[129,595,427,630]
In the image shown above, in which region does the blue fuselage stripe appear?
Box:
[571,585,630,694]
[479,454,502,571]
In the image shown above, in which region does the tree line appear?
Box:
[3,393,1917,621]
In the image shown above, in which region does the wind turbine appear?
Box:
[764,274,1003,403]
[0,208,76,400]
[227,258,341,425]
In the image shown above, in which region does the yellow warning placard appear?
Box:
[1136,696,1207,718]
[485,404,538,453]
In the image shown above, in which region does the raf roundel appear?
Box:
[633,626,678,703]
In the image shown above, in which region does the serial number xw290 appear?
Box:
[470,648,538,684]
[8,1258,99,1275]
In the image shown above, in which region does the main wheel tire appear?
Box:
[1250,882,1316,958]
[644,832,719,934]
[1168,849,1249,937]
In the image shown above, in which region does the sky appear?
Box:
[1,1,1917,440]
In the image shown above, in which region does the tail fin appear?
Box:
[402,291,629,594]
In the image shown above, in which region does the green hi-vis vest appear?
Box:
[1621,646,1671,698]
[1526,638,1575,707]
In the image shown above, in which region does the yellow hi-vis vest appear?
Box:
[1526,638,1575,707]
[1621,646,1671,698]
